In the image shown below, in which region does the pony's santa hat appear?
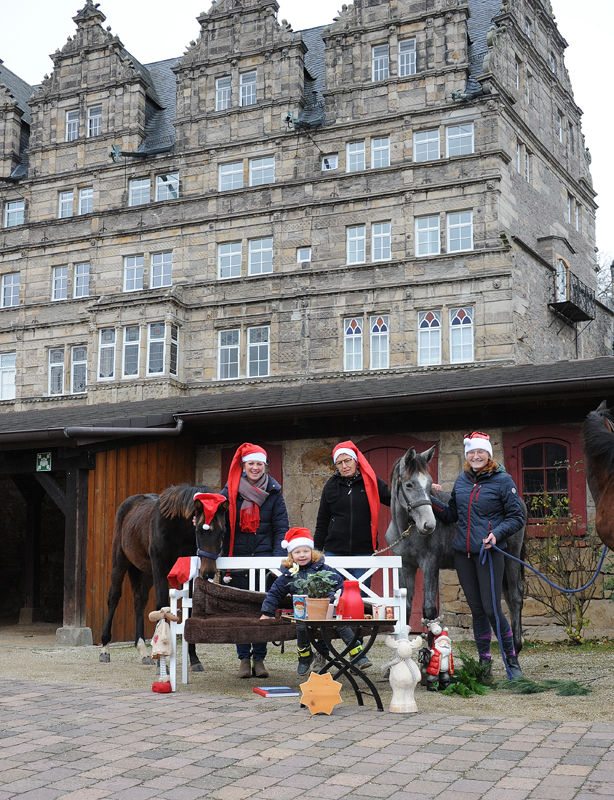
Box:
[193,492,227,530]
[332,440,380,551]
[226,443,268,555]
[463,431,493,458]
[282,527,314,553]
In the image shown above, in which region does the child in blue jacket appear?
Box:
[260,528,371,674]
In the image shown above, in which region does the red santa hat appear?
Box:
[167,556,201,590]
[226,443,268,556]
[193,492,227,529]
[463,431,493,458]
[332,441,380,551]
[281,527,314,553]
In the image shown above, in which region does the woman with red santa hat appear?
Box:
[221,442,289,679]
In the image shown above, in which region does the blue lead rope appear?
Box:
[478,541,609,681]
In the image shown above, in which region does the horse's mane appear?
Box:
[159,484,212,520]
[583,408,614,478]
[390,449,431,484]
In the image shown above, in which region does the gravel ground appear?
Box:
[0,622,612,721]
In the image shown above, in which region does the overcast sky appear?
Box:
[1,0,611,258]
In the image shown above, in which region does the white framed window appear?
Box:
[58,191,73,219]
[450,307,474,363]
[240,71,257,106]
[414,130,440,162]
[123,325,140,377]
[297,247,312,264]
[550,52,557,74]
[515,57,520,90]
[155,173,179,201]
[66,109,79,142]
[447,211,473,253]
[87,105,102,137]
[129,178,150,206]
[346,141,366,172]
[371,136,390,168]
[526,71,532,103]
[74,263,90,298]
[343,318,363,371]
[151,251,173,288]
[52,266,68,301]
[79,188,93,215]
[446,124,474,157]
[0,353,16,400]
[567,195,572,224]
[170,325,178,377]
[218,242,242,279]
[124,255,144,292]
[399,39,416,77]
[219,162,244,191]
[516,141,521,173]
[370,315,389,370]
[372,44,389,81]
[524,150,531,183]
[322,155,338,171]
[1,273,19,307]
[415,216,440,257]
[372,222,391,262]
[249,157,275,186]
[557,112,563,143]
[5,200,24,227]
[98,328,116,380]
[147,322,166,375]
[418,310,441,366]
[248,238,273,276]
[248,326,270,377]
[216,75,231,111]
[71,346,87,394]
[346,225,366,264]
[219,329,240,380]
[49,349,65,395]
[575,203,580,231]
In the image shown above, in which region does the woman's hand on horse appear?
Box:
[483,532,496,549]
[192,515,196,527]
[432,483,442,492]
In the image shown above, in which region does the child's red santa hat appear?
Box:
[332,440,380,550]
[226,443,268,556]
[281,527,314,553]
[193,492,227,529]
[167,556,201,590]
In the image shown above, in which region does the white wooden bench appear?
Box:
[168,555,407,691]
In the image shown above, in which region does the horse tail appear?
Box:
[159,484,213,520]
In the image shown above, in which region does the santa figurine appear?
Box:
[426,628,454,691]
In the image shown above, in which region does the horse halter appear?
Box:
[397,476,433,518]
[195,527,220,561]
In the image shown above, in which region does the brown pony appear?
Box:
[583,401,614,549]
[99,484,228,669]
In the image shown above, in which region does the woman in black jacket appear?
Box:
[431,431,525,678]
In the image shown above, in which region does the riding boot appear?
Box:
[506,655,523,679]
[479,657,493,680]
[236,658,252,679]
[252,659,269,679]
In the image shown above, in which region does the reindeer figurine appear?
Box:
[148,607,180,693]
[382,626,424,713]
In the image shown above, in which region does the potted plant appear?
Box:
[293,569,338,620]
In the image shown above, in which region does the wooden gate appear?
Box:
[86,437,196,644]
[360,435,438,631]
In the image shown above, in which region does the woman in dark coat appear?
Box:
[431,431,525,678]
[221,442,289,679]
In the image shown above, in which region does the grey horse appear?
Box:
[384,446,526,655]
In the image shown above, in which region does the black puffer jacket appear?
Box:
[313,470,391,555]
[221,476,289,558]
[261,559,345,617]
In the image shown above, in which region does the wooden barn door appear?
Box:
[360,435,438,632]
[86,437,196,644]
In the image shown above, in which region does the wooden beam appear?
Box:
[63,468,89,628]
[34,473,66,515]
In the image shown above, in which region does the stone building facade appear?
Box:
[0,0,612,641]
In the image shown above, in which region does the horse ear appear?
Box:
[597,400,608,412]
[420,445,436,464]
[404,447,416,466]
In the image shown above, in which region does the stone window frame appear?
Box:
[219,161,244,191]
[52,265,68,302]
[346,224,366,265]
[415,215,440,257]
[248,238,273,276]
[218,241,242,280]
[123,254,144,292]
[372,221,391,262]
[398,38,416,77]
[71,345,88,394]
[240,70,257,107]
[65,109,79,142]
[216,75,232,111]
[74,263,90,299]
[369,314,390,370]
[372,43,390,82]
[556,110,564,144]
[48,347,65,396]
[446,211,474,253]
[247,325,270,377]
[446,123,474,157]
[58,191,74,219]
[449,307,474,364]
[413,129,440,162]
[129,178,151,207]
[297,247,312,264]
[98,328,116,380]
[122,325,141,378]
[147,321,167,376]
[155,173,179,202]
[322,154,338,171]
[0,352,16,400]
[87,105,102,138]
[343,317,363,372]
[4,200,24,228]
[417,310,442,367]
[151,251,173,288]
[218,328,240,380]
[346,141,366,173]
[371,136,390,169]
[78,188,93,215]
[248,156,275,186]
[1,273,20,308]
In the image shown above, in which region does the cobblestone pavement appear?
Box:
[1,680,614,800]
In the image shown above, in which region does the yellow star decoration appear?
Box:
[299,671,343,715]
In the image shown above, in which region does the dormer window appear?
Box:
[66,110,79,142]
[87,106,102,137]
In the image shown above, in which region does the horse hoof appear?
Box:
[99,653,110,663]
[190,662,204,673]
[142,656,155,666]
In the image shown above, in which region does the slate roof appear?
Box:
[298,26,326,128]
[140,58,178,152]
[0,61,33,125]
[0,357,613,442]
[466,0,501,94]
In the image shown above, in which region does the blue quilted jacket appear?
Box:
[261,559,345,617]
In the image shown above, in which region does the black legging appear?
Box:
[454,550,516,660]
